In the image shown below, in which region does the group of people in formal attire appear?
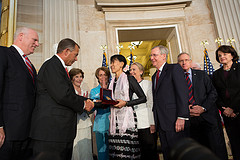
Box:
[0,27,239,160]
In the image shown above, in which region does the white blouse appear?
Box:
[133,80,155,129]
[75,89,92,129]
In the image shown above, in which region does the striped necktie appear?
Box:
[23,55,34,80]
[185,72,195,105]
[65,67,70,79]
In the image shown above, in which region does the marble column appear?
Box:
[43,0,80,67]
[210,0,240,53]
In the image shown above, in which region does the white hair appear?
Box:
[13,27,31,41]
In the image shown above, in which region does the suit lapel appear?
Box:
[155,63,168,91]
[52,55,71,82]
[152,71,156,94]
[227,62,237,80]
[191,69,197,100]
[218,67,226,86]
[9,46,36,85]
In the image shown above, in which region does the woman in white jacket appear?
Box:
[130,62,158,160]
[69,68,93,160]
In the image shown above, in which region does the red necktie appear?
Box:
[23,55,34,81]
[185,73,195,105]
[65,67,70,79]
[155,70,160,89]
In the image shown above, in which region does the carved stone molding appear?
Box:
[95,0,192,12]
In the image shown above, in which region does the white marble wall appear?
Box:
[184,0,218,69]
[15,0,239,89]
[77,0,107,91]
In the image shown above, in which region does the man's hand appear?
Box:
[84,99,94,112]
[230,113,237,118]
[0,128,5,148]
[190,105,205,116]
[222,107,234,117]
[114,99,126,108]
[150,125,156,134]
[175,119,185,132]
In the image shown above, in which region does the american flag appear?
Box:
[129,52,133,67]
[102,52,107,67]
[101,50,112,80]
[204,49,215,75]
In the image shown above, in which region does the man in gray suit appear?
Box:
[178,52,228,160]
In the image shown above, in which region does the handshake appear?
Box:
[84,99,95,112]
[84,99,109,111]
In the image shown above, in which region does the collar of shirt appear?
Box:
[158,62,166,72]
[55,54,67,69]
[185,69,193,82]
[154,62,166,87]
[12,44,26,62]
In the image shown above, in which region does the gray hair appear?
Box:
[152,45,169,56]
[177,52,192,61]
[13,27,31,41]
[56,38,80,54]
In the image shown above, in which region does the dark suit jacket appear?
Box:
[0,46,36,141]
[152,63,189,132]
[212,62,240,113]
[191,69,220,125]
[30,55,87,143]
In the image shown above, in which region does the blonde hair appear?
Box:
[132,62,144,78]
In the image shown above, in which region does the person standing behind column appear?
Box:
[30,38,94,160]
[150,45,189,160]
[0,27,39,160]
[69,68,93,160]
[90,67,111,160]
[130,62,158,160]
[178,52,228,160]
[212,45,240,160]
[191,62,201,70]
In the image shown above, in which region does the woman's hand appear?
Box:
[114,99,126,108]
[150,125,156,134]
[83,91,88,98]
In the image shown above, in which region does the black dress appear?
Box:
[212,62,240,160]
[108,75,146,160]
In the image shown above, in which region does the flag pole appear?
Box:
[100,45,108,67]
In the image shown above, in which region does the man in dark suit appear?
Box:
[30,38,94,160]
[178,52,228,160]
[150,45,189,160]
[0,27,39,160]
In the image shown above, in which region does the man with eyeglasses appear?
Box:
[178,52,228,160]
[150,45,190,160]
